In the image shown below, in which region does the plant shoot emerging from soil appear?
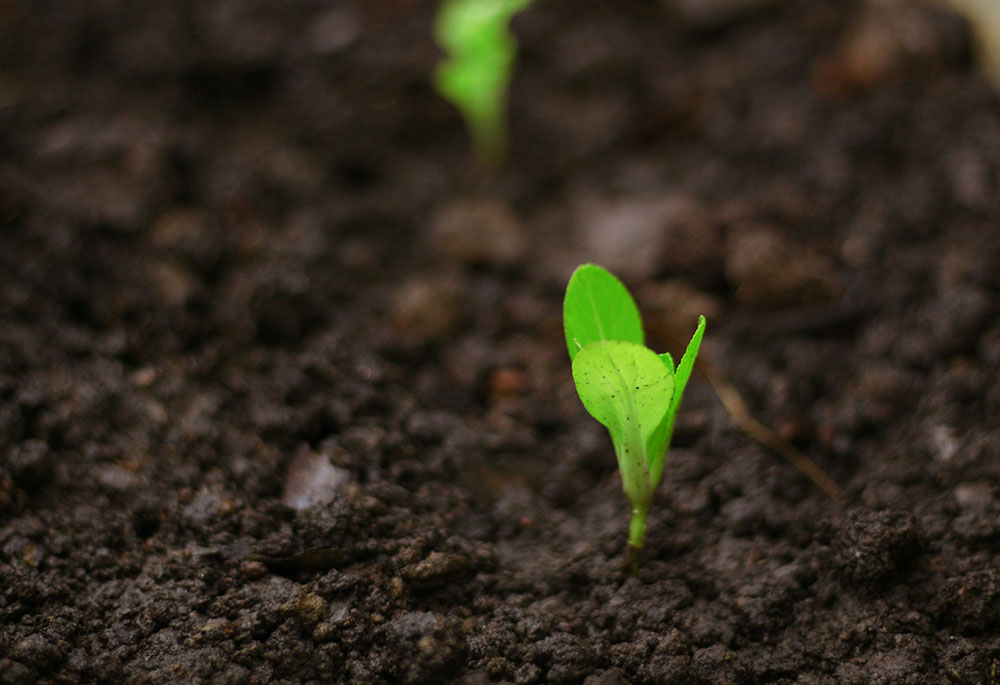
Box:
[564,264,706,574]
[433,0,532,165]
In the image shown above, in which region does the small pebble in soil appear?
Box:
[389,576,406,599]
[282,447,351,510]
[287,591,328,628]
[428,197,526,268]
[391,275,465,343]
[929,424,961,463]
[576,196,675,279]
[146,259,199,306]
[96,464,142,494]
[241,560,268,579]
[814,0,968,94]
[311,622,336,644]
[400,551,474,591]
[724,225,842,310]
[953,482,994,511]
[488,367,527,403]
[150,208,218,260]
[306,6,361,54]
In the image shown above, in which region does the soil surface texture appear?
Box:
[1,0,999,683]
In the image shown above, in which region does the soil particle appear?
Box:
[0,660,35,685]
[639,281,723,338]
[690,644,739,683]
[4,439,50,492]
[654,198,727,282]
[28,114,173,230]
[391,274,467,343]
[833,509,923,585]
[286,590,328,627]
[724,225,843,310]
[486,366,528,404]
[952,481,995,511]
[848,362,922,429]
[575,196,678,279]
[915,285,992,359]
[149,207,221,261]
[532,631,599,684]
[8,633,64,672]
[382,611,469,683]
[429,197,526,268]
[583,668,630,685]
[282,448,351,510]
[941,568,1000,636]
[400,550,476,591]
[665,0,780,29]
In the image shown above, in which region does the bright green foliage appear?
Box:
[572,341,674,509]
[433,0,533,165]
[564,263,644,361]
[563,264,706,572]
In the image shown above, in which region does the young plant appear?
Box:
[433,0,533,165]
[564,264,706,574]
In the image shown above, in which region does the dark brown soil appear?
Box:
[2,0,999,682]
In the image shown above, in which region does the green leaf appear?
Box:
[435,0,531,54]
[670,315,706,419]
[563,264,644,362]
[647,315,706,487]
[433,0,533,164]
[571,340,674,506]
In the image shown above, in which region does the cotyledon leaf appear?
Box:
[647,315,706,487]
[571,340,674,502]
[563,264,643,362]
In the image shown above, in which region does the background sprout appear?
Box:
[433,0,533,166]
[564,264,706,574]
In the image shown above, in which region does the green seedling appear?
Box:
[564,264,706,574]
[433,0,532,165]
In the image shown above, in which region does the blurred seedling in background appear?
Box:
[433,0,533,166]
[564,264,705,575]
